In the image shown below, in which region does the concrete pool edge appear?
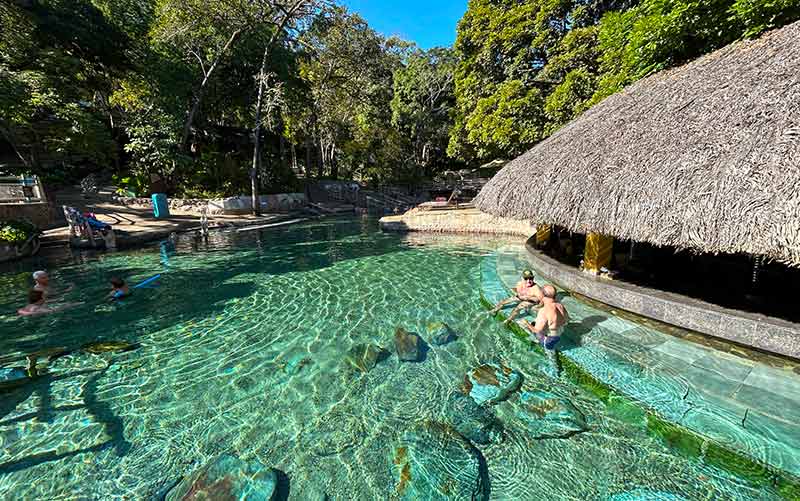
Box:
[477,270,800,499]
[522,237,800,360]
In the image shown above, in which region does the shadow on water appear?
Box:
[0,219,413,474]
[0,362,131,475]
[560,315,606,351]
[1,219,407,356]
[273,469,291,501]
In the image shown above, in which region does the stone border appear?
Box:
[523,237,800,360]
[479,272,800,498]
[379,208,535,237]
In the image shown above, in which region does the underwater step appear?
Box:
[480,252,800,498]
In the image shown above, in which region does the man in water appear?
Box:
[489,269,543,324]
[18,289,83,316]
[32,270,73,300]
[521,285,569,351]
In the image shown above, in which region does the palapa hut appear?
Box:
[476,20,800,326]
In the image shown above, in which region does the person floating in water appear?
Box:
[107,277,130,301]
[32,270,74,301]
[18,289,83,316]
[490,269,543,324]
[521,285,569,351]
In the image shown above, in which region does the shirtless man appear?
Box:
[18,289,83,316]
[32,270,74,300]
[489,269,543,324]
[521,285,569,351]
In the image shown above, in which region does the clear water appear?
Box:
[0,219,783,500]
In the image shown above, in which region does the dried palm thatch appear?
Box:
[475,21,800,265]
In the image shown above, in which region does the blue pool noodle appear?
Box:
[132,274,161,289]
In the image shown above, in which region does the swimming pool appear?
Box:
[0,219,790,499]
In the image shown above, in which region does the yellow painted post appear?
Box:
[535,224,551,248]
[584,233,613,274]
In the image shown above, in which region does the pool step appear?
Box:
[481,249,800,497]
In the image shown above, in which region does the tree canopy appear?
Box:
[450,0,800,162]
[1,0,798,195]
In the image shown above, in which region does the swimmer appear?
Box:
[489,269,544,324]
[32,270,74,300]
[107,277,130,301]
[521,285,569,351]
[18,289,83,316]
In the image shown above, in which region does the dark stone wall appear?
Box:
[0,202,53,228]
[524,237,800,360]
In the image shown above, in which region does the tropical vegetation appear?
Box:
[1,0,798,196]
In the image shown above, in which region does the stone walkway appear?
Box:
[43,202,307,249]
[380,207,534,237]
[483,244,800,481]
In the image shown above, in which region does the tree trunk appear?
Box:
[304,136,312,177]
[329,142,338,180]
[180,29,242,152]
[251,0,308,214]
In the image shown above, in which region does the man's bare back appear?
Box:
[536,301,569,335]
[522,284,569,351]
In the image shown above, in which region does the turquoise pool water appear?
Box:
[0,219,788,499]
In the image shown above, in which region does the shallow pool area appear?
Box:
[0,219,797,500]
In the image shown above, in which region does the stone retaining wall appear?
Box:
[0,202,53,228]
[379,208,534,237]
[115,193,306,215]
[523,237,800,360]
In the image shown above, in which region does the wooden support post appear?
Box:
[584,233,613,274]
[535,224,551,248]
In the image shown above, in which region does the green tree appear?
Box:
[0,0,132,179]
[294,7,399,181]
[390,47,457,177]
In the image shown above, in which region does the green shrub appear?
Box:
[0,220,38,244]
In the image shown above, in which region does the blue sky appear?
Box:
[343,1,467,49]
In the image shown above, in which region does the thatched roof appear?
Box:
[475,21,800,265]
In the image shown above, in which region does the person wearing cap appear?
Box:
[32,270,73,300]
[489,269,544,324]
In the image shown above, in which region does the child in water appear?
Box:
[108,277,130,301]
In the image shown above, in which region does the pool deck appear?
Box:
[482,245,800,486]
[42,202,311,249]
[379,207,535,237]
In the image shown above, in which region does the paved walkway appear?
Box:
[380,207,534,236]
[43,202,305,248]
[483,244,800,479]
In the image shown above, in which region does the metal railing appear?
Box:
[0,175,46,204]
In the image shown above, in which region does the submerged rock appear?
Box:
[443,392,503,445]
[304,411,366,457]
[48,352,109,376]
[165,454,277,501]
[392,421,489,500]
[427,322,458,346]
[394,328,423,362]
[82,341,140,354]
[514,391,587,439]
[345,343,388,372]
[281,353,312,376]
[464,363,521,405]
